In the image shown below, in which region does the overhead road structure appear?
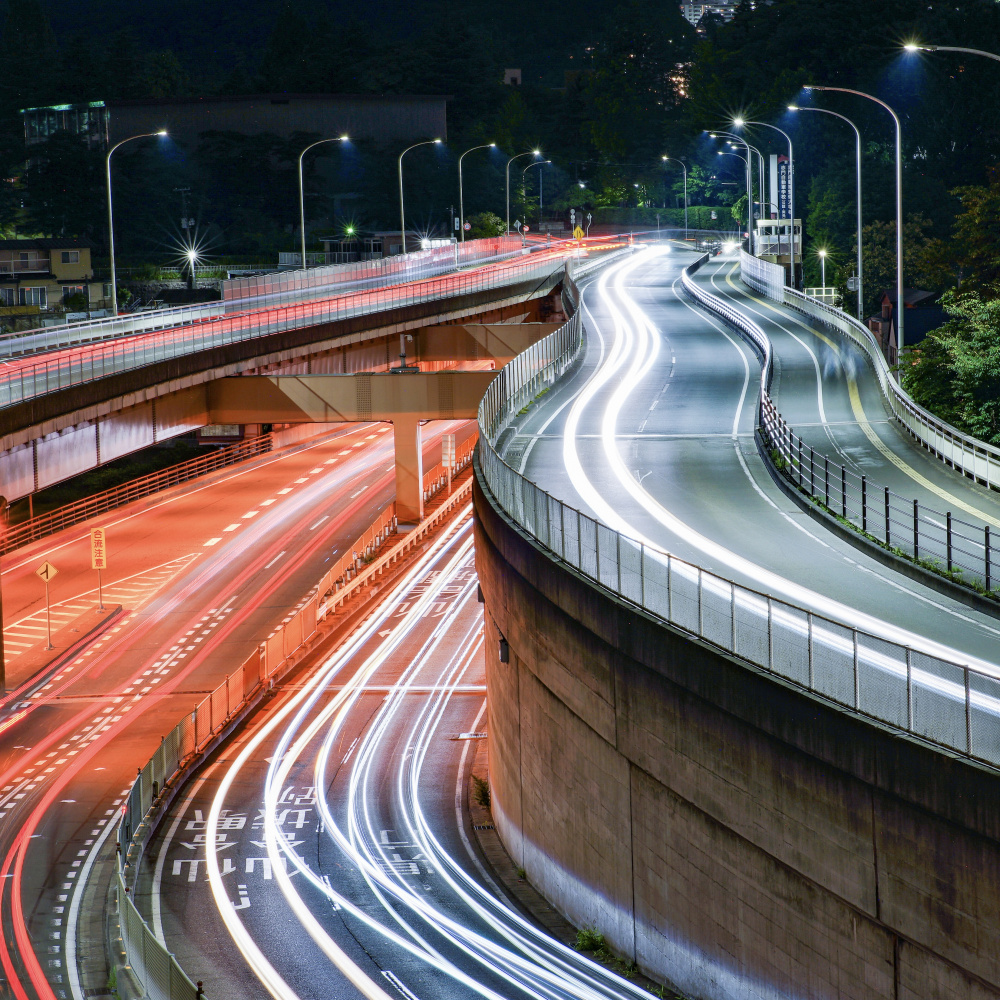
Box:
[0,249,588,507]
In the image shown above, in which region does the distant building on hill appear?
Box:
[680,3,739,26]
[22,93,449,150]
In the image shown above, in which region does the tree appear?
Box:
[467,212,504,239]
[906,292,1000,444]
[854,215,936,319]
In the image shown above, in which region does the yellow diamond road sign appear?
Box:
[36,561,58,582]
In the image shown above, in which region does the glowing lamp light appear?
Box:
[733,117,745,127]
[787,104,800,111]
[433,138,443,144]
[340,134,350,141]
[157,130,168,136]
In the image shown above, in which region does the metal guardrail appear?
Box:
[421,433,478,503]
[478,254,1000,779]
[0,252,568,410]
[760,397,996,591]
[2,435,275,555]
[0,238,526,363]
[739,249,1000,491]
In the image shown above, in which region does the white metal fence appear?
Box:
[739,249,1000,491]
[478,256,1000,772]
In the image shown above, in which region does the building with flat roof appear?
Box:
[22,93,448,149]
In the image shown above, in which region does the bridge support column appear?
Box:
[393,415,424,526]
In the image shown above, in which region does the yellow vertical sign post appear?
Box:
[35,561,58,650]
[90,528,107,610]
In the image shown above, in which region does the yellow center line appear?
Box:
[717,261,1000,529]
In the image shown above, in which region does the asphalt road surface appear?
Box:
[0,419,474,1000]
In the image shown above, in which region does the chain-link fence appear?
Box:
[478,256,1000,774]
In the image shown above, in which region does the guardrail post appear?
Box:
[809,447,815,496]
[807,613,814,689]
[884,487,891,547]
[861,476,867,533]
[797,437,803,489]
[947,512,953,571]
[965,667,973,755]
[913,499,920,560]
[841,467,847,519]
[697,568,703,636]
[730,582,736,651]
[766,596,773,670]
[906,648,913,731]
[986,526,992,592]
[852,630,860,709]
[824,456,829,507]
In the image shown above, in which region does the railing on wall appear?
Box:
[0,252,567,411]
[739,249,1000,491]
[422,432,478,503]
[0,238,527,364]
[477,255,1000,784]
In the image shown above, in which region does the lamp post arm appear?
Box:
[919,44,1000,62]
[106,130,165,316]
[806,86,903,354]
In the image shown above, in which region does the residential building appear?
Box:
[22,93,449,150]
[0,239,108,320]
[868,289,945,365]
[680,3,739,27]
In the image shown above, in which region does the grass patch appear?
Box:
[515,866,526,880]
[471,775,491,808]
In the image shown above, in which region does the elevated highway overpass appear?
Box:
[474,245,1000,999]
[0,241,622,515]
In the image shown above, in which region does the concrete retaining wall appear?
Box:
[474,468,1000,1000]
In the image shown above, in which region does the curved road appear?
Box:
[504,245,1000,670]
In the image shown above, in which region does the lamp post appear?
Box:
[818,248,827,289]
[905,42,1000,62]
[711,131,754,249]
[804,86,903,356]
[458,143,496,242]
[735,118,797,280]
[523,160,551,232]
[661,156,688,239]
[717,150,751,245]
[398,138,442,256]
[106,130,167,315]
[298,135,349,270]
[506,150,541,235]
[788,103,864,320]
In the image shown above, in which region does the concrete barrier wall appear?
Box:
[474,470,1000,1000]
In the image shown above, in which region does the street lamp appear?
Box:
[523,159,551,232]
[804,85,904,356]
[716,149,751,244]
[458,142,496,242]
[734,118,797,280]
[506,150,541,235]
[106,130,168,315]
[398,138,442,256]
[661,156,688,239]
[905,42,1000,62]
[711,130,755,250]
[298,135,349,270]
[818,248,827,289]
[788,103,864,319]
